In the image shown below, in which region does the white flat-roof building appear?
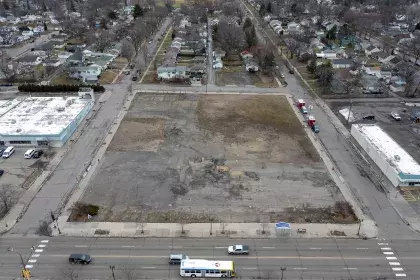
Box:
[351,124,420,188]
[0,96,93,148]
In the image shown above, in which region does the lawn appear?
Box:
[99,70,119,84]
[51,74,80,85]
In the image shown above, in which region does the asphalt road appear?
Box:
[5,32,58,59]
[241,0,419,241]
[1,237,416,280]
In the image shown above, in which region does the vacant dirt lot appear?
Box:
[80,94,349,223]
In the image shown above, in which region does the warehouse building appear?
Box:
[351,124,420,189]
[0,95,93,148]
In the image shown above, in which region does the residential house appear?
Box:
[51,34,68,42]
[6,16,20,24]
[43,59,61,67]
[194,56,206,64]
[389,77,406,92]
[58,51,72,61]
[331,59,352,69]
[372,52,394,63]
[394,33,412,44]
[387,56,402,68]
[50,40,66,49]
[105,43,122,57]
[240,50,254,61]
[316,49,337,59]
[269,20,281,29]
[340,35,358,47]
[22,30,33,37]
[287,22,301,33]
[365,45,380,56]
[364,66,382,77]
[68,51,85,64]
[362,74,383,93]
[16,55,42,66]
[69,66,102,81]
[157,66,189,80]
[189,64,205,79]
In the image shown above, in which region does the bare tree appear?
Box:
[403,70,420,97]
[400,36,420,64]
[217,20,246,56]
[61,268,79,280]
[93,30,115,52]
[315,61,334,90]
[0,58,18,83]
[0,185,14,215]
[128,20,147,56]
[342,72,363,95]
[282,37,299,59]
[121,41,135,64]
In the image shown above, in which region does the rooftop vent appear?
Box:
[16,128,22,133]
[10,119,16,124]
[56,107,65,112]
[48,120,53,125]
[394,155,401,161]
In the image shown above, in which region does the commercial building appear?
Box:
[0,95,93,148]
[351,124,420,188]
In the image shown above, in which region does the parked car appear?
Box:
[311,124,320,133]
[289,69,294,74]
[363,115,375,120]
[2,146,15,158]
[69,254,92,264]
[169,254,188,264]
[227,245,250,255]
[124,70,130,75]
[391,111,401,121]
[24,149,35,159]
[280,73,285,78]
[33,150,44,158]
[132,76,138,81]
[0,148,5,157]
[0,169,4,177]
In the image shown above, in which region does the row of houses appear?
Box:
[157,18,207,81]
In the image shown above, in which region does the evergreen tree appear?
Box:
[133,4,143,19]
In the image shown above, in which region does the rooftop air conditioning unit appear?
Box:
[56,107,65,111]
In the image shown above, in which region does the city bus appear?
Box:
[180,259,236,278]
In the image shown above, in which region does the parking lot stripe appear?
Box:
[395,273,407,277]
[383,252,394,255]
[35,249,43,253]
[389,262,401,266]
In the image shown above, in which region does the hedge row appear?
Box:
[18,84,105,93]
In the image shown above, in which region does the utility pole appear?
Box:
[109,265,116,280]
[347,99,353,125]
[8,246,35,280]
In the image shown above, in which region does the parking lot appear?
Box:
[78,93,352,224]
[0,148,49,218]
[329,99,420,214]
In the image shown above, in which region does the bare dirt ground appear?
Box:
[80,94,351,223]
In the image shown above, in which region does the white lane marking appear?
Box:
[35,249,43,253]
[242,267,257,270]
[293,268,307,270]
[28,259,37,263]
[389,262,401,266]
[309,248,322,250]
[381,247,392,250]
[392,268,404,271]
[41,240,49,243]
[378,243,389,245]
[215,247,225,249]
[383,252,394,255]
[38,244,46,248]
[122,246,135,248]
[356,248,369,250]
[75,245,88,248]
[31,254,40,258]
[343,268,357,270]
[142,267,156,269]
[25,265,33,268]
[395,273,407,277]
[169,246,182,248]
[263,247,275,249]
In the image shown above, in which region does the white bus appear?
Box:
[180,259,236,278]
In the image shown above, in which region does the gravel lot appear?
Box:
[80,93,346,223]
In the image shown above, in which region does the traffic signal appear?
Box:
[21,269,30,279]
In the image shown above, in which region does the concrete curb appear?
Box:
[53,221,361,239]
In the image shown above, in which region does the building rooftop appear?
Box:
[353,124,420,175]
[0,96,91,136]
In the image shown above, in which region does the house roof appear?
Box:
[366,45,378,51]
[17,55,40,63]
[332,59,352,65]
[374,51,389,59]
[68,51,83,61]
[389,56,401,64]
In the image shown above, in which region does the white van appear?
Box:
[2,146,15,158]
[24,149,35,159]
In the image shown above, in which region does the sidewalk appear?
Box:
[53,221,369,239]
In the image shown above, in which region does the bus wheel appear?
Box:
[191,275,196,278]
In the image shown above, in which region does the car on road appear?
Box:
[33,150,44,158]
[0,169,4,177]
[227,245,250,255]
[148,40,152,44]
[363,114,375,120]
[132,76,138,81]
[69,254,92,264]
[280,73,285,78]
[169,254,188,264]
[391,111,401,121]
[289,69,294,74]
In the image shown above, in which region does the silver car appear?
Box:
[391,111,401,121]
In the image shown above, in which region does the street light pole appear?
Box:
[8,246,35,280]
[8,248,26,270]
[280,267,286,280]
[109,265,116,280]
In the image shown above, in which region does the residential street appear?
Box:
[1,236,417,279]
[5,32,57,59]
[241,1,419,240]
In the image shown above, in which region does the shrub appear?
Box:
[70,202,99,216]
